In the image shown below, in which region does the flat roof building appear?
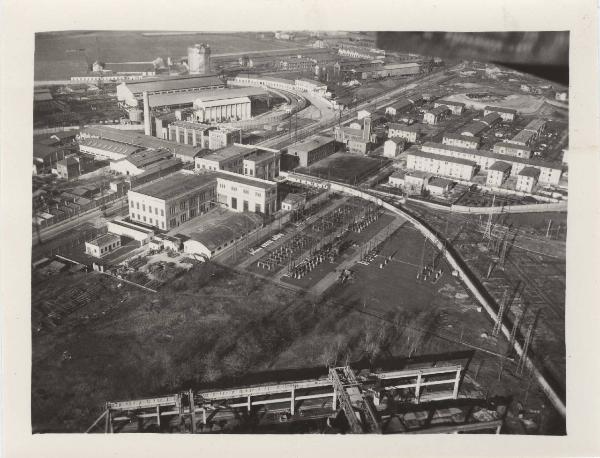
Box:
[287,135,336,167]
[407,149,478,180]
[214,170,278,216]
[127,171,217,230]
[85,233,122,258]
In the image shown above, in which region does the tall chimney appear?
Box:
[363,116,372,142]
[143,91,151,136]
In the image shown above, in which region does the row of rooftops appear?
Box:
[121,74,225,96]
[408,149,478,167]
[443,133,480,143]
[422,142,562,169]
[79,126,202,158]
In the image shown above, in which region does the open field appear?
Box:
[35,31,303,80]
[297,153,387,184]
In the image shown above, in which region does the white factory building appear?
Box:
[215,171,278,215]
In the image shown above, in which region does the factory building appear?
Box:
[434,100,465,115]
[388,123,420,143]
[407,150,478,180]
[183,212,263,260]
[78,125,203,163]
[78,138,141,161]
[215,171,278,215]
[385,99,413,117]
[492,142,532,159]
[167,121,213,148]
[287,135,336,167]
[193,91,252,123]
[383,137,406,158]
[229,75,296,93]
[421,142,563,185]
[188,43,211,75]
[243,150,280,180]
[195,144,280,176]
[110,149,173,176]
[375,62,421,78]
[85,234,122,258]
[423,106,450,125]
[484,106,517,122]
[127,171,217,230]
[281,193,306,212]
[295,78,328,96]
[56,156,81,180]
[486,161,512,187]
[116,75,225,108]
[209,127,242,150]
[516,167,541,193]
[442,133,480,150]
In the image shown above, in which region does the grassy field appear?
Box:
[35,31,302,80]
[298,153,386,184]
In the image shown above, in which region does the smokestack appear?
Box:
[363,116,372,142]
[143,91,151,136]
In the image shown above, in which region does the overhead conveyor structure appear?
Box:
[87,363,504,434]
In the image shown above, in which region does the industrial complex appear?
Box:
[31,31,569,437]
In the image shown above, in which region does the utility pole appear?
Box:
[545,219,552,238]
[517,310,540,376]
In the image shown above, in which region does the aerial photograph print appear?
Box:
[31,29,570,435]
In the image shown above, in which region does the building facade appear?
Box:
[442,133,480,150]
[434,100,465,115]
[486,161,512,187]
[383,138,406,158]
[388,123,419,143]
[407,150,478,180]
[243,150,280,180]
[484,106,517,122]
[423,106,450,125]
[127,172,217,230]
[516,167,541,193]
[287,135,336,167]
[85,233,122,258]
[493,142,532,159]
[215,172,277,215]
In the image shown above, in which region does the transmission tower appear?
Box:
[492,288,508,337]
[516,310,540,376]
[483,195,496,244]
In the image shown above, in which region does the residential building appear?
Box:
[388,171,405,188]
[404,171,429,192]
[127,171,217,230]
[85,233,122,258]
[407,150,479,180]
[442,133,480,150]
[434,100,465,115]
[388,123,420,143]
[348,138,370,155]
[426,177,454,195]
[423,106,450,125]
[215,171,278,215]
[383,138,406,158]
[460,121,488,137]
[287,135,336,167]
[484,106,517,122]
[493,142,532,159]
[421,142,563,184]
[516,167,541,193]
[486,161,512,187]
[481,112,502,128]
